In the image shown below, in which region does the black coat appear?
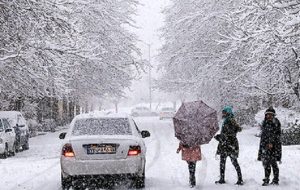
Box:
[215,116,242,158]
[258,118,282,162]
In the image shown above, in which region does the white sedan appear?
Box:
[59,113,150,189]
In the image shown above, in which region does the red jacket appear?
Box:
[178,142,201,162]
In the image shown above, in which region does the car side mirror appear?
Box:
[141,130,150,138]
[59,132,67,139]
[5,128,13,133]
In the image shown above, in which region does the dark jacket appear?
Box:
[215,116,242,158]
[258,118,282,162]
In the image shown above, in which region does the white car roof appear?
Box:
[66,112,138,138]
[74,112,131,119]
[0,111,22,118]
[70,112,132,125]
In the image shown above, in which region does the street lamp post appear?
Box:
[147,43,152,110]
[140,41,152,110]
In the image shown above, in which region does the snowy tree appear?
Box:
[0,0,75,101]
[221,0,299,107]
[158,0,239,108]
[62,0,141,107]
[0,0,141,121]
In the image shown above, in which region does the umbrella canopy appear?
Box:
[173,100,219,146]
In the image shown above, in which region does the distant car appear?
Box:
[131,106,157,117]
[159,107,176,120]
[0,111,29,151]
[281,124,300,145]
[0,118,16,158]
[59,114,151,189]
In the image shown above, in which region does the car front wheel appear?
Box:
[0,144,9,159]
[10,143,17,156]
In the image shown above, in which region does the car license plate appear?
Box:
[86,144,117,154]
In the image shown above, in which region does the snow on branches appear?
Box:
[159,0,300,111]
[0,0,141,107]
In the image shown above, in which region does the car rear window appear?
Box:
[72,118,132,136]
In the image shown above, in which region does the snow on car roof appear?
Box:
[68,112,133,133]
[70,134,140,141]
[72,111,131,122]
[0,111,22,118]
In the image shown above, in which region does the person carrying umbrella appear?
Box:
[176,140,201,188]
[258,107,282,186]
[215,106,243,185]
[173,101,219,188]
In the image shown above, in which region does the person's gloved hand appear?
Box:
[266,143,273,149]
[278,161,282,165]
[214,134,221,141]
[176,148,180,154]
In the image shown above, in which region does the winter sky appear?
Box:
[134,0,170,62]
[124,0,170,104]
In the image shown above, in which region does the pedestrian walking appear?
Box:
[258,107,282,186]
[215,106,243,185]
[173,101,219,188]
[177,142,201,188]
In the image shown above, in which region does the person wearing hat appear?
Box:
[215,106,243,185]
[258,107,282,186]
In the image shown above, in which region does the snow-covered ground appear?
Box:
[1,117,300,190]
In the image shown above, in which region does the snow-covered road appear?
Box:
[1,117,300,190]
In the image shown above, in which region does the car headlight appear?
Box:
[0,138,3,144]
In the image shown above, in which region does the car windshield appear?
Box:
[72,118,132,136]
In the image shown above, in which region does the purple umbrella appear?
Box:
[173,100,219,146]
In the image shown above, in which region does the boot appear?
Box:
[215,178,226,184]
[262,178,269,186]
[189,184,195,188]
[215,171,225,184]
[189,176,196,188]
[271,179,279,185]
[271,175,279,185]
[236,172,243,185]
[235,178,244,185]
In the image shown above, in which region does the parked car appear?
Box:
[0,117,16,158]
[59,113,150,189]
[281,124,300,145]
[159,107,176,120]
[0,111,29,151]
[131,106,157,117]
